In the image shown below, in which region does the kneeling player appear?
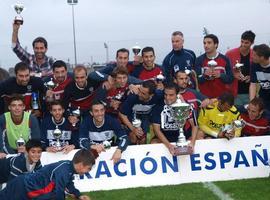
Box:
[0,149,96,200]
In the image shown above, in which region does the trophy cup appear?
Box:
[44,78,56,89]
[170,95,192,155]
[53,126,63,150]
[132,45,141,56]
[132,111,145,143]
[221,119,245,140]
[207,59,217,80]
[71,106,81,127]
[156,73,165,82]
[234,61,245,80]
[45,78,57,102]
[103,140,112,149]
[13,3,25,25]
[16,135,25,147]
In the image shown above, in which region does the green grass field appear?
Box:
[68,178,270,200]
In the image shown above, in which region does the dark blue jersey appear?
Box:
[151,102,197,141]
[0,153,42,184]
[120,91,163,133]
[79,114,129,151]
[250,63,270,106]
[40,116,78,149]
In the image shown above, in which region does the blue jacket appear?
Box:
[24,160,80,200]
[162,48,196,83]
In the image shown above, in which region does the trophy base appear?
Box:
[174,145,192,155]
[14,19,23,25]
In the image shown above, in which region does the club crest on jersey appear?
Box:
[27,85,32,92]
[173,64,180,73]
[89,87,94,92]
[186,60,191,67]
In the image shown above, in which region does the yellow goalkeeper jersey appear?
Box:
[198,101,241,138]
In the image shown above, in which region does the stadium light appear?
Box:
[67,0,78,66]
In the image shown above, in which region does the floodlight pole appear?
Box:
[67,0,78,66]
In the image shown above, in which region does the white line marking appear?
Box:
[203,182,234,200]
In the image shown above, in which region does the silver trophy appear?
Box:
[44,78,57,90]
[71,106,81,127]
[207,59,217,80]
[52,126,63,150]
[16,135,25,147]
[170,96,192,155]
[234,61,245,80]
[13,3,24,25]
[45,78,57,102]
[221,119,245,140]
[156,73,165,82]
[132,45,141,56]
[103,140,112,149]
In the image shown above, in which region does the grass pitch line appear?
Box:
[203,182,234,200]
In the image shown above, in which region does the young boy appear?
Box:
[0,139,42,185]
[0,149,96,200]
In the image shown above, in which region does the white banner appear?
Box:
[41,136,270,192]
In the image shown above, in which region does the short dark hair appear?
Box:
[116,48,129,58]
[14,62,30,75]
[142,47,155,57]
[8,94,25,105]
[52,60,67,71]
[111,66,129,78]
[172,31,184,37]
[142,80,156,95]
[25,139,42,152]
[164,82,180,94]
[49,101,64,111]
[204,34,219,46]
[253,44,270,59]
[90,99,106,111]
[241,30,256,43]
[219,92,234,106]
[32,37,48,48]
[175,70,188,78]
[72,149,97,166]
[250,97,264,112]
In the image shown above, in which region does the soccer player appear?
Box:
[0,62,46,117]
[197,92,241,139]
[150,83,198,155]
[0,149,95,200]
[131,46,164,81]
[79,100,129,164]
[195,34,233,98]
[99,66,130,118]
[41,101,78,153]
[12,23,55,78]
[44,60,73,102]
[226,30,256,105]
[241,97,269,136]
[0,95,40,157]
[0,139,42,185]
[119,80,163,144]
[249,44,270,114]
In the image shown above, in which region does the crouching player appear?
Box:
[0,139,42,188]
[0,149,96,200]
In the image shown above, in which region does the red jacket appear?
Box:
[225,47,253,96]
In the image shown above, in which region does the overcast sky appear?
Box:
[1,0,270,69]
